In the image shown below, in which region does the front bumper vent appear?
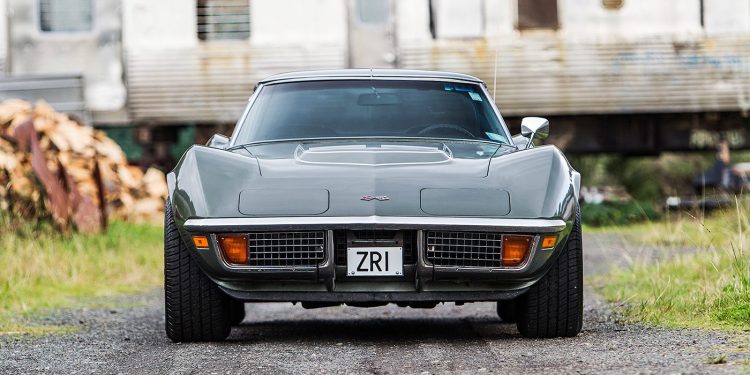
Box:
[246,231,326,267]
[425,231,504,268]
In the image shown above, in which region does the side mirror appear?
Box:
[519,117,549,149]
[206,134,229,149]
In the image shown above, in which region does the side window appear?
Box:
[39,0,93,33]
[517,0,559,30]
[197,0,251,41]
[429,0,484,39]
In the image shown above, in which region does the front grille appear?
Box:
[425,231,503,268]
[334,230,416,266]
[351,230,397,240]
[334,231,347,265]
[402,231,416,264]
[247,231,326,267]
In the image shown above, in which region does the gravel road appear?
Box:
[1,233,748,374]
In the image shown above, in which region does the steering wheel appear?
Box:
[415,124,476,138]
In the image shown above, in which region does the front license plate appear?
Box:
[347,247,403,276]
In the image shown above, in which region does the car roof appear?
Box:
[258,69,485,85]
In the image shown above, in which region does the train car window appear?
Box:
[39,0,93,33]
[429,0,484,39]
[197,0,251,41]
[357,0,389,24]
[517,0,559,30]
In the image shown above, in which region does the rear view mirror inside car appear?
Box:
[357,93,400,106]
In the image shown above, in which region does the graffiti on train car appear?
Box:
[612,51,745,71]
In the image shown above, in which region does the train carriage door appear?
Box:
[347,0,396,68]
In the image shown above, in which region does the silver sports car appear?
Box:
[165,69,582,342]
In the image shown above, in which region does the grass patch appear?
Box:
[0,217,163,333]
[706,354,728,365]
[593,199,750,331]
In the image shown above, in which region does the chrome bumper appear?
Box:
[183,216,566,233]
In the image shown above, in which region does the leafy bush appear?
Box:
[569,153,715,201]
[581,201,660,227]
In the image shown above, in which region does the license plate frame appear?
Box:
[346,247,403,276]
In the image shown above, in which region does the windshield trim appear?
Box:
[260,75,485,86]
[227,136,511,152]
[229,80,515,148]
[228,84,263,145]
[476,83,514,147]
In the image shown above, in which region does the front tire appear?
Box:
[164,201,232,342]
[516,208,583,338]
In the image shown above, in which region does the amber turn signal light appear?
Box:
[502,235,532,267]
[192,235,209,248]
[217,235,248,265]
[541,235,558,249]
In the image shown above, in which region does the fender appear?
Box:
[487,145,579,222]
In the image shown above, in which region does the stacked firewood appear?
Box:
[0,99,167,232]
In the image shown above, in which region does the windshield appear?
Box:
[234,80,510,145]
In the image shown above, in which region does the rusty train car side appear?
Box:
[0,0,748,154]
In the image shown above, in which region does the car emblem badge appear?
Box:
[360,195,390,202]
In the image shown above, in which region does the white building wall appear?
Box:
[6,0,125,112]
[0,0,6,70]
[121,0,750,49]
[118,0,750,122]
[124,0,346,48]
[398,0,719,44]
[431,0,484,39]
[704,0,750,36]
[397,0,515,42]
[560,0,702,40]
[122,0,197,49]
[395,0,431,43]
[250,0,346,45]
[124,0,347,123]
[484,0,516,38]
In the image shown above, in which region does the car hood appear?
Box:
[169,141,573,220]
[237,140,509,179]
[218,140,514,217]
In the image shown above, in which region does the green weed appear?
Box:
[0,217,163,333]
[594,198,750,331]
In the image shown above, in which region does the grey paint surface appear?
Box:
[170,141,575,221]
[238,188,330,216]
[167,70,580,298]
[420,188,511,216]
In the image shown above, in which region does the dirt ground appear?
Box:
[1,232,748,374]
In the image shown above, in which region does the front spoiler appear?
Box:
[220,288,528,302]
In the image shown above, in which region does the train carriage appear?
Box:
[0,0,748,154]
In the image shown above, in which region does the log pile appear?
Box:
[0,99,167,232]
